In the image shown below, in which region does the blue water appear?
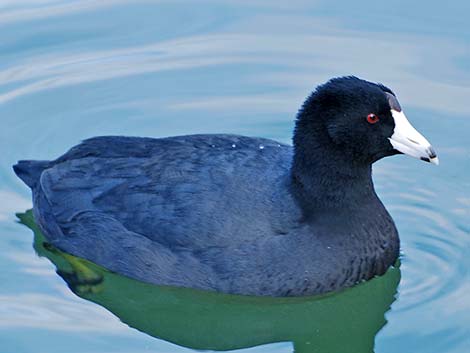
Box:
[1,1,469,353]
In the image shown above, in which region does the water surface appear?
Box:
[1,1,469,353]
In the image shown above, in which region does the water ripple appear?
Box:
[0,0,136,26]
[0,27,468,115]
[381,181,469,314]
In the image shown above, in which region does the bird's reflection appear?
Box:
[18,210,400,353]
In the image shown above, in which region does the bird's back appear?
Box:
[16,134,301,293]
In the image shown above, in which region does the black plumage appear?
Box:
[14,77,404,296]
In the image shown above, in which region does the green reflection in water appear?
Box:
[18,210,400,353]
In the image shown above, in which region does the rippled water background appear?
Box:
[1,1,469,352]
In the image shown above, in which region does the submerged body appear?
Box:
[14,77,437,296]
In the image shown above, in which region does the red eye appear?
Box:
[367,113,379,124]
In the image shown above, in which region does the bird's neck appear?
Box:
[291,126,376,215]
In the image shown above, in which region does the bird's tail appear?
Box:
[13,160,51,189]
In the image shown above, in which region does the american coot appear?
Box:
[14,76,438,297]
